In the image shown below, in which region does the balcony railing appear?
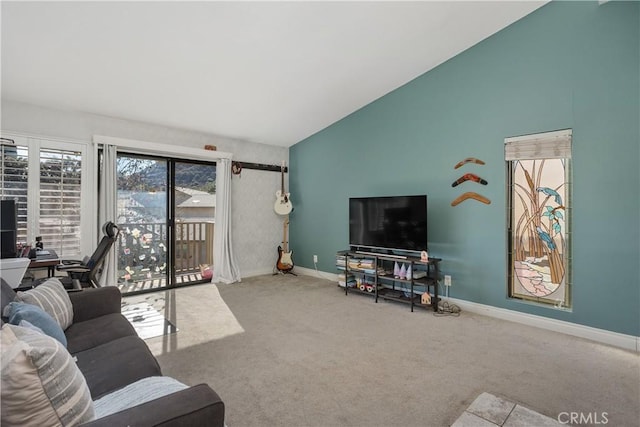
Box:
[117,221,214,292]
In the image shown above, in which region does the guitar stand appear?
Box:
[274,269,297,276]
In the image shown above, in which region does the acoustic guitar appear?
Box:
[274,161,293,215]
[276,219,294,273]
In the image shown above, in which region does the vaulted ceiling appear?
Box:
[1,1,546,147]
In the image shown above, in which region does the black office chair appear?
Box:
[57,221,120,289]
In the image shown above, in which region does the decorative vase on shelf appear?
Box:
[406,265,412,280]
[399,263,407,279]
[394,262,400,278]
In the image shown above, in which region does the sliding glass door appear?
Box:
[115,154,216,294]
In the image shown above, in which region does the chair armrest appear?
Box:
[57,259,84,268]
[69,287,122,323]
[60,259,84,265]
[81,384,225,427]
[57,264,90,273]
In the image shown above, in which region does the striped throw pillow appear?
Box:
[16,278,73,330]
[0,324,95,426]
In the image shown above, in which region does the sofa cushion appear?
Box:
[68,287,122,323]
[4,301,67,347]
[65,312,136,354]
[93,376,188,419]
[15,278,73,330]
[0,323,95,426]
[1,278,17,322]
[74,335,163,399]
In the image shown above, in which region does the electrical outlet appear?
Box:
[313,255,318,263]
[444,275,452,287]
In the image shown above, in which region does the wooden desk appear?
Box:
[28,250,61,277]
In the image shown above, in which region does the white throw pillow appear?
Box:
[16,277,74,330]
[0,324,95,426]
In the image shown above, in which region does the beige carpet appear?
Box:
[131,274,640,427]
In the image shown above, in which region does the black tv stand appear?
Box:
[336,250,441,312]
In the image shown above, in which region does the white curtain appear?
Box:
[98,144,118,286]
[212,158,241,284]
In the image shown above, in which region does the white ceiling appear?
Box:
[1,1,546,147]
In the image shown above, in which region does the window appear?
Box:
[505,129,572,308]
[39,147,83,256]
[0,143,28,244]
[0,135,91,258]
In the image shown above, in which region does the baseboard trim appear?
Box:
[295,267,638,352]
[294,266,339,281]
[445,297,639,353]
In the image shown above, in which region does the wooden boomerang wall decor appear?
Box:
[451,173,488,187]
[451,157,491,206]
[454,157,485,169]
[451,192,492,206]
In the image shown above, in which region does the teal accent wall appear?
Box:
[289,1,639,336]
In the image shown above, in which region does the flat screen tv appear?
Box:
[349,195,427,253]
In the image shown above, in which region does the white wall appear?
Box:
[1,99,288,279]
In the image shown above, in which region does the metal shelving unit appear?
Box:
[336,250,441,312]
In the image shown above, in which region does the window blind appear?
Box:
[39,148,82,256]
[505,129,572,161]
[1,144,29,243]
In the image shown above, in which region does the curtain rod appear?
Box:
[93,135,233,160]
[234,161,287,173]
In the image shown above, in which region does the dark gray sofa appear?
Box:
[1,279,225,426]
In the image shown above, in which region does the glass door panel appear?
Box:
[173,161,216,286]
[116,155,169,292]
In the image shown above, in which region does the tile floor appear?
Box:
[452,392,562,427]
